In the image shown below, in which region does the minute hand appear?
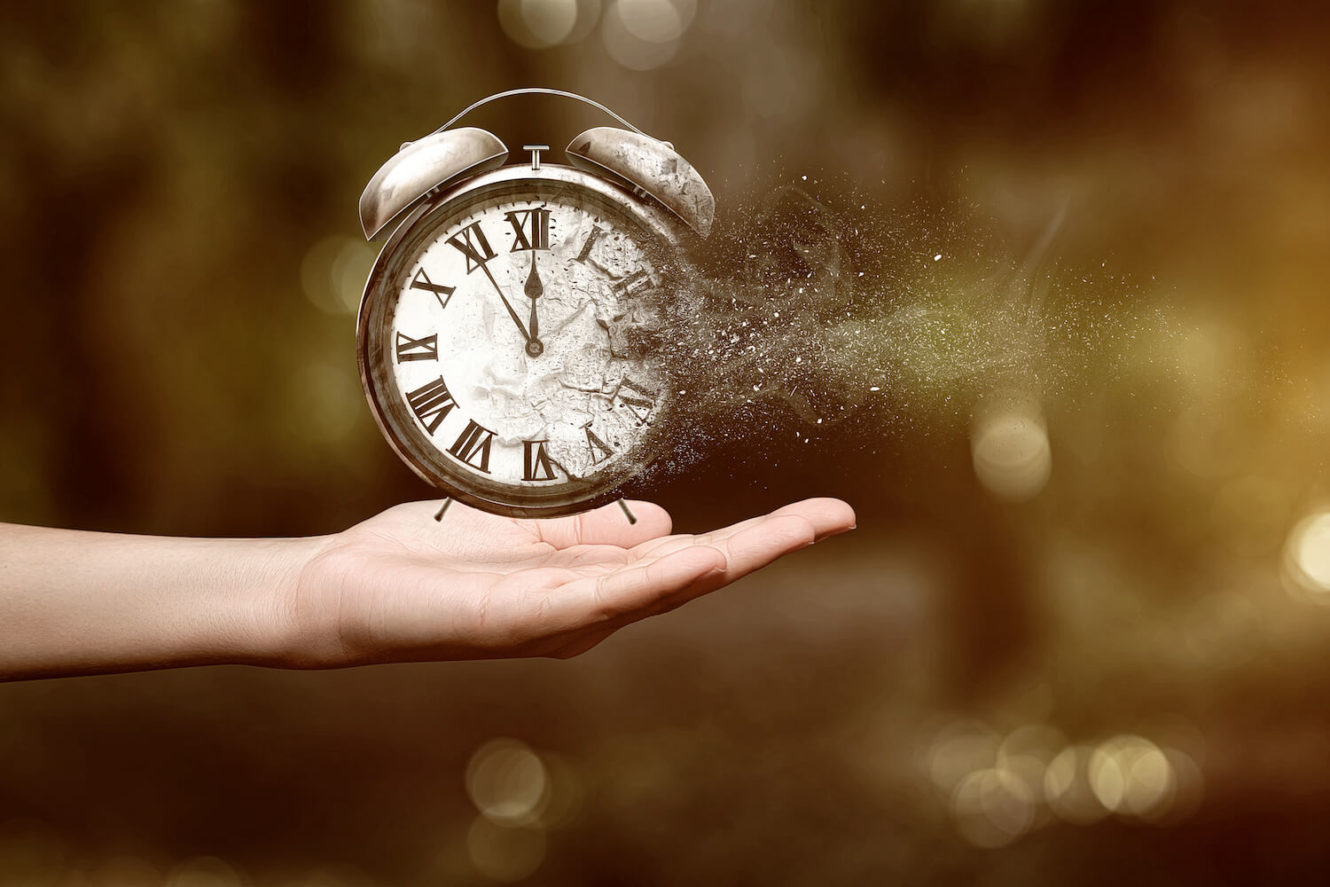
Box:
[476,261,532,342]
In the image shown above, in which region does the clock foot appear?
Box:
[617,499,637,525]
[433,498,453,522]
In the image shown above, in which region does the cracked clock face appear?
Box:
[358,171,679,517]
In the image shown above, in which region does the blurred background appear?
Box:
[4,0,1330,883]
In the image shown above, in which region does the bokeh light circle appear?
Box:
[498,0,579,48]
[971,411,1051,501]
[1044,745,1110,824]
[951,767,1036,848]
[1088,735,1177,819]
[302,235,374,315]
[1284,510,1330,600]
[617,0,693,42]
[465,738,549,825]
[602,0,687,69]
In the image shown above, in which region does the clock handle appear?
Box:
[429,89,715,238]
[430,87,653,139]
[361,89,714,241]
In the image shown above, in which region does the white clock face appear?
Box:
[359,173,677,516]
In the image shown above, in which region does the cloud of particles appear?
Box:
[643,180,1170,479]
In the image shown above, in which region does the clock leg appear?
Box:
[617,499,637,525]
[433,498,453,522]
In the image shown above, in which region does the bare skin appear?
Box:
[0,497,855,681]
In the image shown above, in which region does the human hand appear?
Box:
[278,497,855,667]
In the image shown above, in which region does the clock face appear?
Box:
[358,170,680,517]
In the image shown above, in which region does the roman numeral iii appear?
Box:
[505,207,551,251]
[610,268,655,299]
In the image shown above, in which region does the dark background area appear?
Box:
[4,1,1330,883]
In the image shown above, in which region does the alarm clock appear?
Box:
[356,89,715,518]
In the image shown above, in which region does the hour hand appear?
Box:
[525,250,544,347]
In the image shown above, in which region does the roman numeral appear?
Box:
[574,225,606,264]
[405,376,455,434]
[610,268,655,299]
[505,207,551,251]
[615,377,657,426]
[409,268,455,309]
[447,221,496,273]
[522,439,558,481]
[395,331,438,362]
[584,425,614,465]
[449,420,494,473]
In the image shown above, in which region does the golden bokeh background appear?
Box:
[4,1,1330,883]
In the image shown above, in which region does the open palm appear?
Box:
[284,497,855,666]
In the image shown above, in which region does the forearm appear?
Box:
[0,523,317,680]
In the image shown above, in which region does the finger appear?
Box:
[554,516,817,641]
[592,512,818,619]
[629,497,855,562]
[705,512,820,583]
[533,499,672,550]
[589,515,816,630]
[768,497,856,542]
[586,545,726,619]
[541,500,854,655]
[544,562,732,658]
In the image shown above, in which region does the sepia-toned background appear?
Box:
[4,1,1330,883]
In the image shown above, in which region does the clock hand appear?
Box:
[525,250,544,350]
[475,261,536,349]
[549,301,591,336]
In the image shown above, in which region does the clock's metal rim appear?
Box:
[357,164,690,518]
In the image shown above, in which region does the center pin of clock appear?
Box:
[524,248,545,357]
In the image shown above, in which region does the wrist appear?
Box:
[224,535,331,668]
